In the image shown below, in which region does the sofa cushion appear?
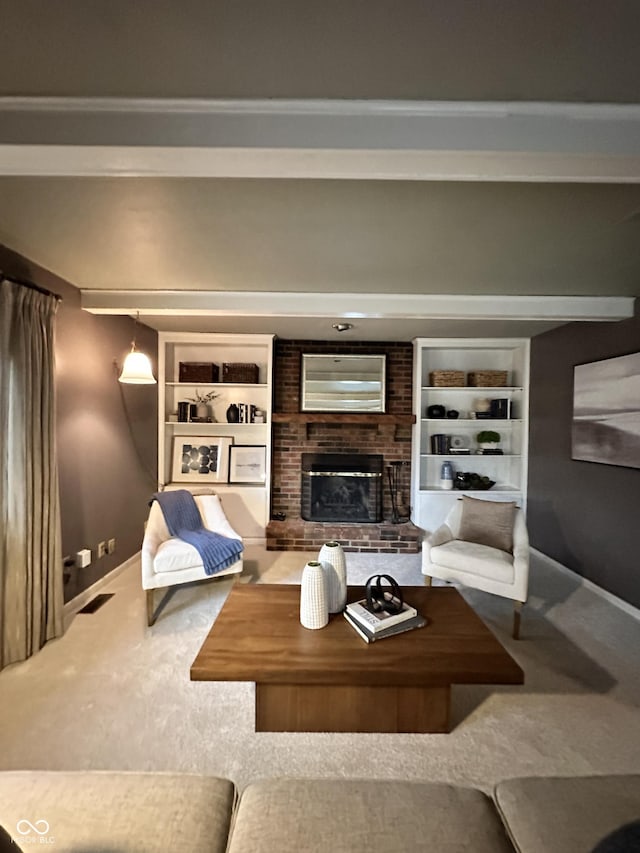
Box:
[459,496,516,553]
[431,539,515,584]
[154,537,204,573]
[494,774,640,853]
[0,771,235,853]
[228,778,515,853]
[0,825,21,853]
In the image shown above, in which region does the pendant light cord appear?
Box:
[116,371,159,489]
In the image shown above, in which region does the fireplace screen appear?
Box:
[301,453,383,523]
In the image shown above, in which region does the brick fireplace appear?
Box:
[267,340,420,553]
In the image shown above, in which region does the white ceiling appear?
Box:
[0,3,638,341]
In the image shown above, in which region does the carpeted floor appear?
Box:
[0,547,639,794]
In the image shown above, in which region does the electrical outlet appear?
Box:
[107,538,116,554]
[97,540,107,559]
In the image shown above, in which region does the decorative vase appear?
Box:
[318,541,347,613]
[226,403,239,423]
[196,402,209,421]
[300,561,328,629]
[440,461,454,491]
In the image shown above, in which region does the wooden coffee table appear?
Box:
[190,584,523,733]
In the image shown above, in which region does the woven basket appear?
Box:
[467,370,509,387]
[178,362,219,383]
[429,370,465,387]
[222,363,260,383]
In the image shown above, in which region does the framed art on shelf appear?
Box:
[172,436,233,483]
[229,444,267,485]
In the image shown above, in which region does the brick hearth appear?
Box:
[266,518,421,553]
[268,339,421,553]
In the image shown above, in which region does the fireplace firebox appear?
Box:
[301,453,383,523]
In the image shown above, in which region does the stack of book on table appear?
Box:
[343,596,427,643]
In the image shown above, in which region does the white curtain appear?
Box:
[0,277,63,670]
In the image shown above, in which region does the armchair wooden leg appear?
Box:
[146,589,156,627]
[424,575,433,587]
[513,601,523,640]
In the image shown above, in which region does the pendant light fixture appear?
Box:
[118,312,156,384]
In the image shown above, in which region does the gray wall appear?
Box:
[0,246,158,603]
[528,302,640,609]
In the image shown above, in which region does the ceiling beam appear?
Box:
[81,291,635,322]
[1,98,639,182]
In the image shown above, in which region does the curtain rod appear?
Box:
[1,271,63,303]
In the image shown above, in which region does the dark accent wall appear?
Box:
[0,246,158,603]
[528,301,640,609]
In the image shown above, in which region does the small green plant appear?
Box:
[476,430,501,444]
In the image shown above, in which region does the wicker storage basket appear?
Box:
[429,370,465,387]
[222,362,260,383]
[467,370,509,387]
[178,362,219,383]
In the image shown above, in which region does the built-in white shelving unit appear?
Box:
[158,332,274,542]
[411,338,530,533]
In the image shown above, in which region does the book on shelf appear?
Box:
[343,610,428,643]
[345,597,417,633]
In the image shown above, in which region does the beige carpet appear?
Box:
[0,547,639,794]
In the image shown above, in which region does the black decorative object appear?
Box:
[365,574,404,614]
[490,398,509,418]
[427,404,446,418]
[430,434,449,454]
[446,409,459,419]
[454,471,495,490]
[226,403,240,423]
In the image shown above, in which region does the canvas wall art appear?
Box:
[572,351,640,469]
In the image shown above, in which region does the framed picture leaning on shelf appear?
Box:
[172,436,233,483]
[229,445,267,485]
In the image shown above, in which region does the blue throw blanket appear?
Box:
[153,490,243,576]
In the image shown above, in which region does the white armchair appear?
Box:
[142,492,243,626]
[422,497,529,638]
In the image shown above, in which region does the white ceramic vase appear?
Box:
[318,541,347,613]
[300,561,329,629]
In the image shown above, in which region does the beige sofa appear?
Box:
[0,771,638,852]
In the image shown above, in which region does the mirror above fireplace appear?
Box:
[301,354,386,413]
